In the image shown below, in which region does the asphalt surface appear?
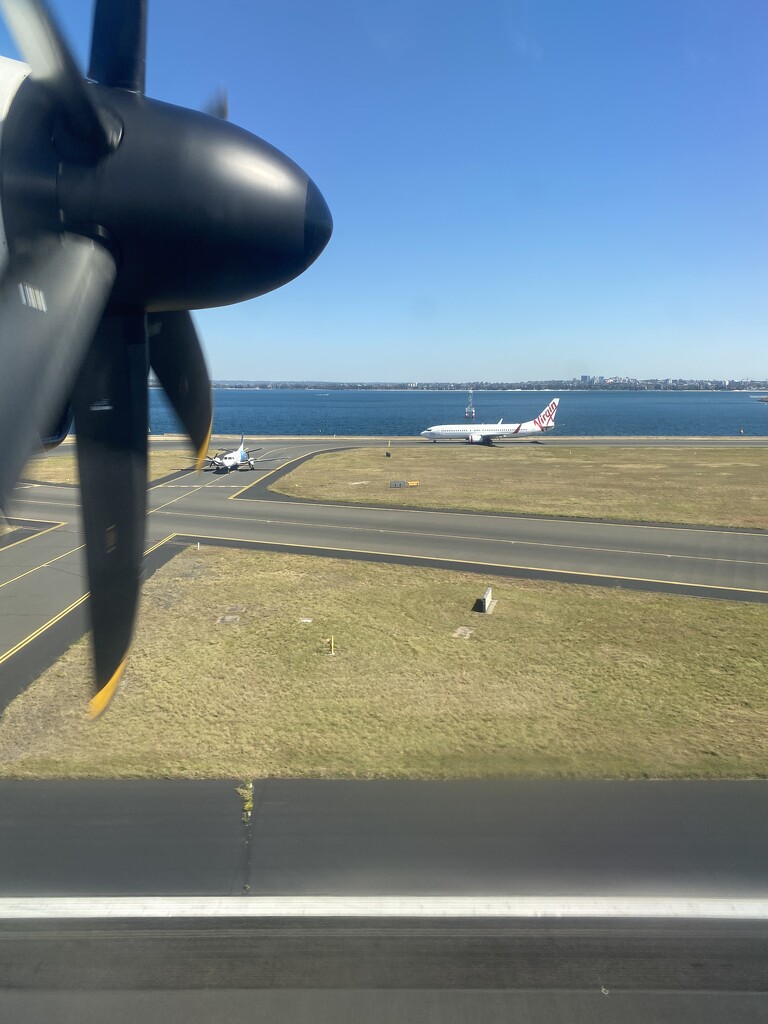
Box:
[2,917,767,991]
[2,990,767,1024]
[0,779,767,1017]
[2,779,767,898]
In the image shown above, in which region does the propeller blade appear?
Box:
[204,87,228,120]
[148,311,213,469]
[72,313,148,718]
[1,0,115,159]
[0,232,115,511]
[41,403,73,450]
[88,0,146,94]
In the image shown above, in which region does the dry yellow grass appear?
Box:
[0,547,765,779]
[22,448,196,486]
[271,446,768,530]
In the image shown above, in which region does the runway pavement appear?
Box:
[0,779,767,1015]
[0,779,767,1019]
[2,779,767,898]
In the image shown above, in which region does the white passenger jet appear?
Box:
[420,398,560,445]
[204,436,261,471]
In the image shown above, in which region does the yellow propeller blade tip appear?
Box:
[88,657,128,719]
[195,418,214,471]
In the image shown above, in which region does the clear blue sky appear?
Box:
[2,1,767,380]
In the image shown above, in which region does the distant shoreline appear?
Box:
[188,385,768,394]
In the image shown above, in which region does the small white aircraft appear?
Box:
[420,398,560,445]
[204,435,261,471]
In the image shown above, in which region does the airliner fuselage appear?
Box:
[420,398,559,444]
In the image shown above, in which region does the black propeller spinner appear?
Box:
[0,0,332,715]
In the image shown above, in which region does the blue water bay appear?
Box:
[149,388,768,439]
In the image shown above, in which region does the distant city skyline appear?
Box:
[5,1,765,381]
[200,375,768,391]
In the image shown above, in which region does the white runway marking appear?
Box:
[1,896,768,919]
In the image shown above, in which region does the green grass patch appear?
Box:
[22,448,196,486]
[271,445,768,530]
[0,548,765,779]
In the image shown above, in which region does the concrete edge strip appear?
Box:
[1,896,768,920]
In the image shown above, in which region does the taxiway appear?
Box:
[2,436,767,703]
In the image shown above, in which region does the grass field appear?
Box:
[0,547,765,780]
[22,448,196,486]
[270,445,768,530]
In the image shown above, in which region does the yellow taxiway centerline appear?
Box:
[227,448,337,500]
[0,520,64,553]
[0,593,89,668]
[0,535,177,668]
[2,525,764,676]
[0,542,86,592]
[228,493,768,538]
[150,531,768,598]
[149,507,768,570]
